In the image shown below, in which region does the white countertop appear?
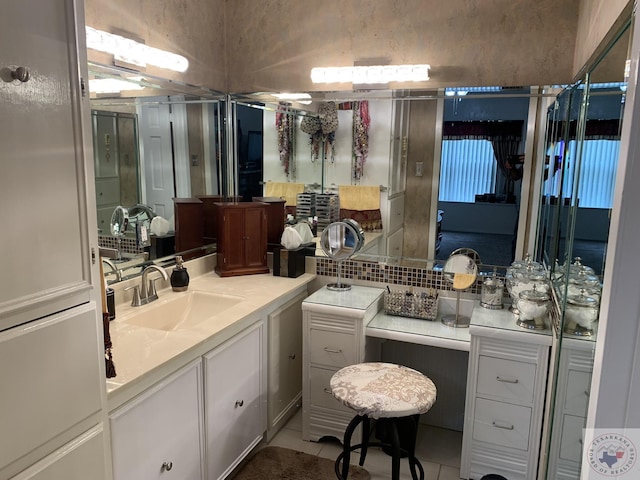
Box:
[303,284,385,310]
[106,270,315,410]
[366,298,553,351]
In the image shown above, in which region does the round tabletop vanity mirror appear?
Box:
[320,219,365,291]
[109,205,129,261]
[441,253,478,328]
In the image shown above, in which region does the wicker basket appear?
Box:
[383,290,438,321]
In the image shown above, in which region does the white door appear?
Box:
[0,0,94,330]
[138,98,175,219]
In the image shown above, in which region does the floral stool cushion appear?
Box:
[330,362,437,419]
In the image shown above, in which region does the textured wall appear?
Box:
[225,0,581,93]
[84,0,227,91]
[573,0,631,78]
[403,98,439,259]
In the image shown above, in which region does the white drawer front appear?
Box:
[0,304,102,472]
[565,369,591,416]
[560,414,585,462]
[309,366,353,413]
[309,329,356,368]
[477,355,536,404]
[473,398,532,451]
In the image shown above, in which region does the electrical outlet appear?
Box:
[415,161,423,177]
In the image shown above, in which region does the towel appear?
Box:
[265,182,305,207]
[339,185,382,231]
[338,185,380,210]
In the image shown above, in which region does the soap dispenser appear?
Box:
[170,256,189,292]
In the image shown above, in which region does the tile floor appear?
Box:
[265,410,463,480]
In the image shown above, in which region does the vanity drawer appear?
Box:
[309,366,352,413]
[565,369,591,416]
[473,398,531,451]
[477,355,536,404]
[309,329,356,368]
[560,414,585,462]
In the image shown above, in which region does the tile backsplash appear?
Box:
[314,257,485,295]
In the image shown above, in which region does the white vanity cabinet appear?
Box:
[110,360,205,480]
[461,326,551,480]
[267,291,308,441]
[302,286,384,441]
[0,304,104,479]
[546,337,595,480]
[204,322,265,480]
[1,1,106,477]
[11,426,105,480]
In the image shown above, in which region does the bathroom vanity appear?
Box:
[301,284,552,480]
[105,264,314,480]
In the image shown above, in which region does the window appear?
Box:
[544,139,619,209]
[438,139,497,202]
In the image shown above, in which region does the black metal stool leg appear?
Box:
[389,419,402,480]
[336,414,365,480]
[406,415,424,480]
[358,415,370,466]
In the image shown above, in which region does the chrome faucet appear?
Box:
[102,258,123,282]
[127,264,169,306]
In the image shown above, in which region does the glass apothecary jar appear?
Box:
[567,268,601,299]
[507,264,548,314]
[480,269,504,309]
[564,289,599,337]
[517,285,550,330]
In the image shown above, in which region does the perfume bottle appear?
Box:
[170,256,189,292]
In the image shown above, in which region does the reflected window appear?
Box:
[439,139,497,203]
[544,139,619,209]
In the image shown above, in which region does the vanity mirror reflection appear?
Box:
[236,87,537,269]
[538,19,631,480]
[88,62,227,282]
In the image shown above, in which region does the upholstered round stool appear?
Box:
[330,362,437,480]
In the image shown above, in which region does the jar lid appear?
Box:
[519,286,550,302]
[567,290,599,307]
[568,269,599,286]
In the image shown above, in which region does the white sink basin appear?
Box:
[123,291,244,331]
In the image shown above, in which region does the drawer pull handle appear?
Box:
[492,421,514,430]
[496,376,519,384]
[323,388,333,394]
[162,461,173,472]
[323,347,342,354]
[235,400,244,408]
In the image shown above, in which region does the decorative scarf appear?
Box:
[276,102,296,178]
[352,100,370,179]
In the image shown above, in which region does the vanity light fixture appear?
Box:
[273,93,313,105]
[310,64,430,84]
[86,27,189,73]
[89,77,145,94]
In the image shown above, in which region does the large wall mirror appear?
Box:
[232,87,538,271]
[539,19,630,480]
[89,62,227,282]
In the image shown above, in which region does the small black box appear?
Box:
[273,244,315,278]
[149,234,176,260]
